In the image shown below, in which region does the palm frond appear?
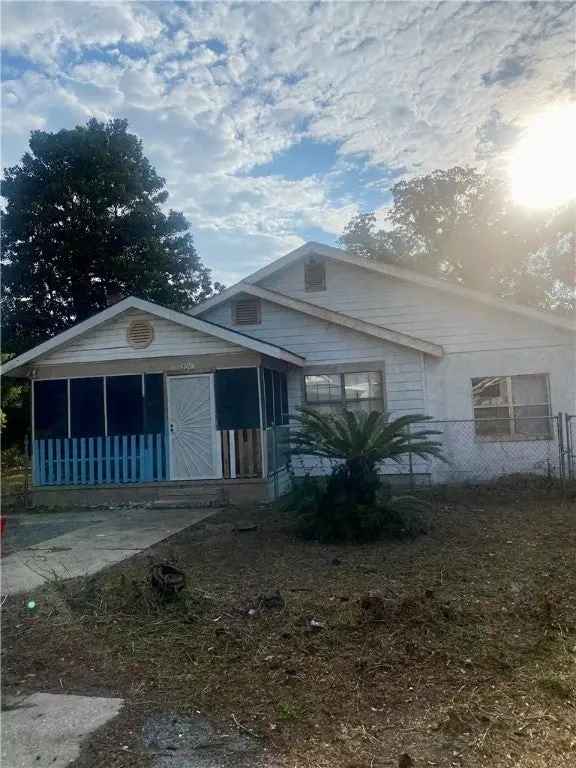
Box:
[291,407,445,466]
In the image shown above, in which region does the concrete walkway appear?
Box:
[2,692,124,768]
[1,505,218,594]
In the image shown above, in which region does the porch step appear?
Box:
[152,499,224,510]
[158,485,225,497]
[152,488,228,509]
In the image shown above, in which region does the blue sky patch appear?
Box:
[251,138,339,181]
[0,0,573,284]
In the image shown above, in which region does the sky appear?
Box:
[1,1,575,285]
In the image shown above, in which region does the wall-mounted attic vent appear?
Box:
[304,258,326,292]
[127,318,154,349]
[233,298,261,326]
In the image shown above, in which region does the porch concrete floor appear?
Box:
[1,505,219,595]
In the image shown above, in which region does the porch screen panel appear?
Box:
[70,378,105,438]
[272,371,289,425]
[264,369,274,426]
[280,373,289,425]
[215,368,260,430]
[34,380,67,439]
[262,369,288,426]
[107,375,143,436]
[144,374,164,434]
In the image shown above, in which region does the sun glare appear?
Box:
[509,103,576,209]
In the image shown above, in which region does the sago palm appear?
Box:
[288,408,445,541]
[292,408,443,476]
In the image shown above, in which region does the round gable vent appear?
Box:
[127,318,154,349]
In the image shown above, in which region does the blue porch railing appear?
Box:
[32,433,168,487]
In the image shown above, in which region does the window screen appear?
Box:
[343,372,383,414]
[144,374,165,434]
[273,370,283,425]
[106,375,143,436]
[264,369,274,426]
[472,374,551,438]
[215,368,261,430]
[70,378,105,438]
[34,380,68,439]
[262,369,288,426]
[304,371,384,415]
[280,373,289,425]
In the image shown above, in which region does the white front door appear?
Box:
[167,374,221,480]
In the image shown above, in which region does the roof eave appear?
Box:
[192,241,574,334]
[1,296,306,377]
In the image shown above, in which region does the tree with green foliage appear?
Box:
[1,118,220,355]
[340,167,574,313]
[286,408,444,542]
[0,359,25,433]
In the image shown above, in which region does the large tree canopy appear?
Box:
[339,167,574,313]
[2,118,220,355]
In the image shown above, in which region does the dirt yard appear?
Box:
[3,491,576,768]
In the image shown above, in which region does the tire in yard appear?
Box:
[150,563,186,596]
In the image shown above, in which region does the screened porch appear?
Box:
[31,367,290,488]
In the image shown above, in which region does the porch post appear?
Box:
[229,430,237,479]
[30,381,37,486]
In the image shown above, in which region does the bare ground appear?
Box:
[3,491,576,767]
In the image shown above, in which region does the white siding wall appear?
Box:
[37,309,241,365]
[259,258,575,435]
[200,258,575,484]
[423,346,574,483]
[260,259,571,354]
[202,299,426,417]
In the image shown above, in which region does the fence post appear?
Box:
[407,422,414,491]
[557,413,565,487]
[272,426,279,500]
[23,434,31,500]
[566,413,574,481]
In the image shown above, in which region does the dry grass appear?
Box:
[1,468,27,499]
[3,492,576,767]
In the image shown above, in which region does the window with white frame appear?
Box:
[304,371,384,414]
[471,374,551,439]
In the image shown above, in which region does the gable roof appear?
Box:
[1,296,305,377]
[190,282,444,357]
[194,241,575,334]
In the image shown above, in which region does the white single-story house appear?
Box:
[3,242,575,505]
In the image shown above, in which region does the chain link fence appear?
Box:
[565,414,576,481]
[268,414,570,495]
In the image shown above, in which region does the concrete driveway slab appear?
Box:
[1,506,218,595]
[1,692,124,768]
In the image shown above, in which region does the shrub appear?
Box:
[286,409,443,542]
[1,445,28,473]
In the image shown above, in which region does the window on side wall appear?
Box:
[471,374,551,439]
[304,371,383,415]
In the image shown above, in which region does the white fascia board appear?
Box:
[1,296,305,377]
[194,282,443,357]
[240,284,443,357]
[192,240,574,334]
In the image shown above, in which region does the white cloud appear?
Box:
[1,2,163,65]
[1,1,574,283]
